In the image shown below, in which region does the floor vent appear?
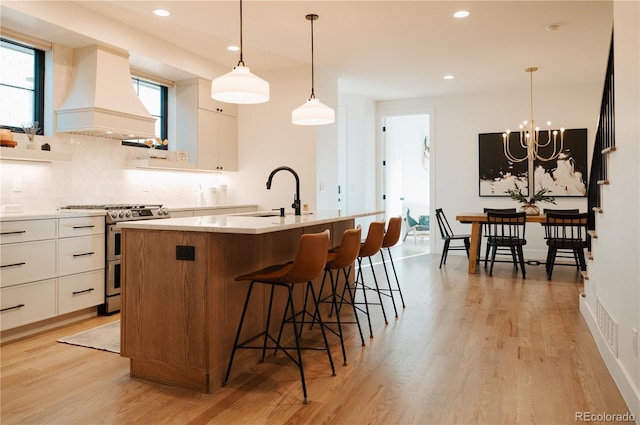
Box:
[596,298,618,357]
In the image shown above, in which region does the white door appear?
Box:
[382,114,430,238]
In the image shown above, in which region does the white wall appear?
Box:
[580,1,640,419]
[377,82,602,260]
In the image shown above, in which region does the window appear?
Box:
[131,77,168,141]
[0,38,45,132]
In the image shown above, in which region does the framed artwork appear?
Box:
[478,132,528,197]
[533,128,588,197]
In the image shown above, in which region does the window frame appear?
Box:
[0,38,45,134]
[126,76,168,144]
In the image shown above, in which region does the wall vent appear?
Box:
[596,298,618,357]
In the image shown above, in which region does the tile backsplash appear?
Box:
[0,133,232,211]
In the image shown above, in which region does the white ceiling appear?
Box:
[1,1,613,101]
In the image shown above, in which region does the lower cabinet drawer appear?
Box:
[58,235,105,276]
[0,240,57,288]
[58,270,105,314]
[1,279,57,331]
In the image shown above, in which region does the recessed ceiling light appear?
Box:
[546,23,561,32]
[227,45,240,52]
[453,10,470,18]
[152,9,171,17]
[444,74,455,80]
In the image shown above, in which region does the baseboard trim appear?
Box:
[580,296,640,423]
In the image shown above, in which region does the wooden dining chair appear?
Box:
[544,212,588,280]
[482,208,517,268]
[485,211,527,278]
[542,208,582,269]
[434,208,471,268]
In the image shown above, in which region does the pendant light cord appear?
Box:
[310,14,315,99]
[238,0,245,67]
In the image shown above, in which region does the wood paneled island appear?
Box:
[118,210,381,393]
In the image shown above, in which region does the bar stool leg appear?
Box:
[223,280,256,386]
[341,266,366,347]
[307,281,336,375]
[368,256,389,325]
[262,285,277,361]
[379,250,399,317]
[386,248,406,308]
[327,269,347,365]
[355,258,374,338]
[286,284,309,404]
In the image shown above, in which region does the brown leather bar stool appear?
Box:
[379,216,406,317]
[308,225,366,366]
[353,221,387,338]
[223,230,335,404]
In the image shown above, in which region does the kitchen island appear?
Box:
[118,210,382,393]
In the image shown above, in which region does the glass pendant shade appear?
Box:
[292,98,335,125]
[211,65,269,104]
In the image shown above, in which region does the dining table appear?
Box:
[456,212,547,274]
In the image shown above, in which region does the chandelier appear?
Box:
[502,67,564,162]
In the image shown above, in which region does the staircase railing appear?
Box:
[587,32,615,248]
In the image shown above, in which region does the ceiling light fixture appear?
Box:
[152,9,170,17]
[211,0,269,104]
[227,45,240,52]
[444,74,455,80]
[292,14,335,126]
[502,67,564,162]
[453,10,470,18]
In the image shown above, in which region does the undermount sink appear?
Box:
[235,211,283,218]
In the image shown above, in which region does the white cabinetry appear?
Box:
[57,217,105,314]
[176,78,238,171]
[0,215,105,332]
[1,219,58,330]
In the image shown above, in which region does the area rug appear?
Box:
[57,320,120,354]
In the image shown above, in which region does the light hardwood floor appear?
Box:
[1,244,630,425]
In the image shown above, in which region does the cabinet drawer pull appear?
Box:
[72,251,95,258]
[72,288,95,296]
[1,304,25,312]
[1,262,26,268]
[0,230,27,235]
[72,225,95,229]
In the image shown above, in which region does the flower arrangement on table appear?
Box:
[505,182,555,215]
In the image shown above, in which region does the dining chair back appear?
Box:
[435,208,471,268]
[544,212,588,280]
[486,211,527,278]
[482,208,517,268]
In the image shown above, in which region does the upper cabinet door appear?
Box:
[175,78,239,172]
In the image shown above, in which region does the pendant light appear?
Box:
[292,14,335,125]
[211,0,269,104]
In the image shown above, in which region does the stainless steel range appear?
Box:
[61,204,171,314]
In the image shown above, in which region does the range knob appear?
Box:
[125,210,131,217]
[109,211,118,219]
[118,211,125,218]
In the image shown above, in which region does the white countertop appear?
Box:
[165,204,258,212]
[0,209,106,221]
[117,210,384,235]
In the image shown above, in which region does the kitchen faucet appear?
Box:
[266,166,301,216]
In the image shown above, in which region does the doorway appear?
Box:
[382,114,431,247]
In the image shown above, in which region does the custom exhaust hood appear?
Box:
[56,44,156,140]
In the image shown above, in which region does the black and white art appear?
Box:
[478,132,528,197]
[533,128,588,197]
[479,129,588,197]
